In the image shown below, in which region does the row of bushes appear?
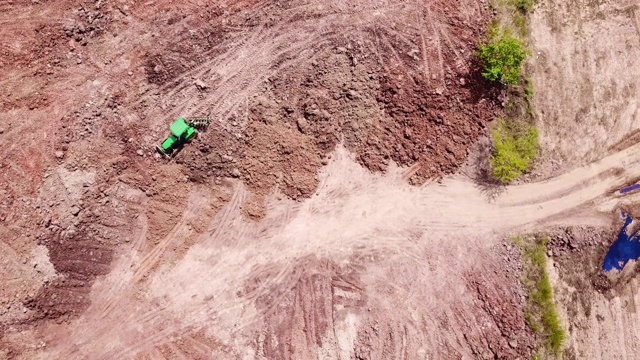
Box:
[516,236,566,358]
[477,4,538,184]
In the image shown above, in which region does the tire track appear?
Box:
[206,185,245,244]
[95,217,148,319]
[139,0,428,133]
[74,189,246,358]
[417,8,431,79]
[424,6,446,88]
[102,320,197,360]
[378,30,406,69]
[35,0,640,358]
[175,336,210,357]
[132,193,206,283]
[229,262,305,334]
[51,192,213,358]
[437,22,464,67]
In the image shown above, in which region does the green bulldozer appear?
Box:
[156,117,210,157]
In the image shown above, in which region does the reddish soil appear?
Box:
[0,0,514,358]
[368,68,498,184]
[239,245,534,360]
[178,18,501,204]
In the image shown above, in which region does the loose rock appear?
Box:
[194,79,209,90]
[296,118,310,133]
[70,206,81,216]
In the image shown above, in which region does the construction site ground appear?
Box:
[1,0,640,359]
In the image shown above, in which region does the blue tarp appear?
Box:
[603,214,640,272]
[620,183,640,194]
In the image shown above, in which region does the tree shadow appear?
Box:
[459,55,512,202]
[466,55,506,106]
[465,137,507,202]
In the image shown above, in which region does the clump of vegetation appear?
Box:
[523,77,535,116]
[513,0,535,13]
[516,236,567,357]
[524,77,534,102]
[480,4,538,183]
[478,27,529,85]
[490,119,538,184]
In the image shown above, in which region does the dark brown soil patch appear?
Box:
[171,0,501,201]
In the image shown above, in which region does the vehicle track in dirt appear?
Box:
[139,0,389,127]
[3,0,640,358]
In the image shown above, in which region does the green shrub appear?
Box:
[490,119,538,183]
[520,236,566,356]
[478,30,529,84]
[514,0,535,12]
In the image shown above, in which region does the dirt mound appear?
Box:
[545,225,640,294]
[546,225,640,359]
[179,23,500,204]
[29,230,113,320]
[366,68,498,184]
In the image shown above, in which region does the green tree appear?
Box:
[479,32,529,84]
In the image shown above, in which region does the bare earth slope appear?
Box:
[529,0,640,358]
[545,227,640,360]
[530,0,640,178]
[1,0,498,343]
[2,0,640,359]
[11,140,640,359]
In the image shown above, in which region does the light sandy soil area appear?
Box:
[529,0,640,178]
[527,0,640,358]
[10,140,640,359]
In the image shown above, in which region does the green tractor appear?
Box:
[156,117,210,157]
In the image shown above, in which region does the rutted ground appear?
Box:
[0,0,508,357]
[1,0,498,336]
[2,0,640,359]
[12,140,640,359]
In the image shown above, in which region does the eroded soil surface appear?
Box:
[0,0,507,357]
[529,0,640,179]
[2,0,640,358]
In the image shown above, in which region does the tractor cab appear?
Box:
[170,118,197,141]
